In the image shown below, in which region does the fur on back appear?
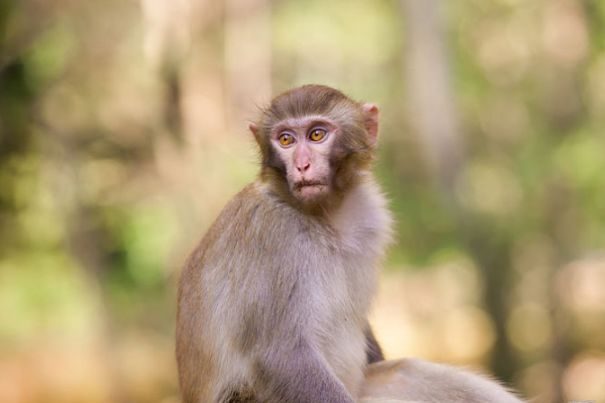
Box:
[360,359,525,403]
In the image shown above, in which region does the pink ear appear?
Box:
[362,103,379,144]
[249,123,259,136]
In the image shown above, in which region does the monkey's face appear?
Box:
[269,115,338,205]
[250,85,381,209]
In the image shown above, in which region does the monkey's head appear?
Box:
[250,85,379,210]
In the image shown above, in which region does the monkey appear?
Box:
[176,84,392,403]
[360,358,525,403]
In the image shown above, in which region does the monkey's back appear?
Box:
[177,180,391,402]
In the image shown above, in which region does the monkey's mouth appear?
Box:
[295,180,325,189]
[293,180,329,200]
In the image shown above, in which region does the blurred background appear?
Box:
[1,0,605,402]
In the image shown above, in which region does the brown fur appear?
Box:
[176,85,391,402]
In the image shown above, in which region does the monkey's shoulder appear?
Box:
[196,182,321,255]
[182,185,258,263]
[221,182,310,228]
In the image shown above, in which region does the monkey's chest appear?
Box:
[311,254,370,395]
[305,243,376,318]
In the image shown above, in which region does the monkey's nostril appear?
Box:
[297,162,310,172]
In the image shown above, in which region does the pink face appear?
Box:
[270,115,338,204]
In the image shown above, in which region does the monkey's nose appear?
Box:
[297,162,311,172]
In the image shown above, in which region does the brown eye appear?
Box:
[278,133,294,147]
[309,128,326,142]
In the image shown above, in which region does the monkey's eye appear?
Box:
[309,128,327,142]
[278,133,295,147]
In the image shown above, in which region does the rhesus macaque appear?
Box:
[176,84,524,403]
[177,85,392,402]
[360,358,524,403]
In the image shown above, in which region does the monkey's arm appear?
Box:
[253,340,355,403]
[364,324,384,364]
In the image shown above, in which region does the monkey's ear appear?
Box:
[249,122,262,145]
[249,122,259,136]
[362,103,379,144]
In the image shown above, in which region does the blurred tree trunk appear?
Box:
[0,58,34,252]
[141,0,193,146]
[400,0,517,383]
[540,3,590,400]
[224,0,272,129]
[66,206,129,403]
[544,182,575,403]
[38,123,130,403]
[400,0,462,198]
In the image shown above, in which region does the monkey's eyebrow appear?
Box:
[306,120,333,130]
[271,117,336,133]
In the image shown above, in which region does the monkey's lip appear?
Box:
[294,180,327,190]
[293,181,329,200]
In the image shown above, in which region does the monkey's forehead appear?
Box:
[260,101,363,128]
[264,115,337,130]
[260,86,360,119]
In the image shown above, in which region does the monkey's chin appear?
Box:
[294,184,330,204]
